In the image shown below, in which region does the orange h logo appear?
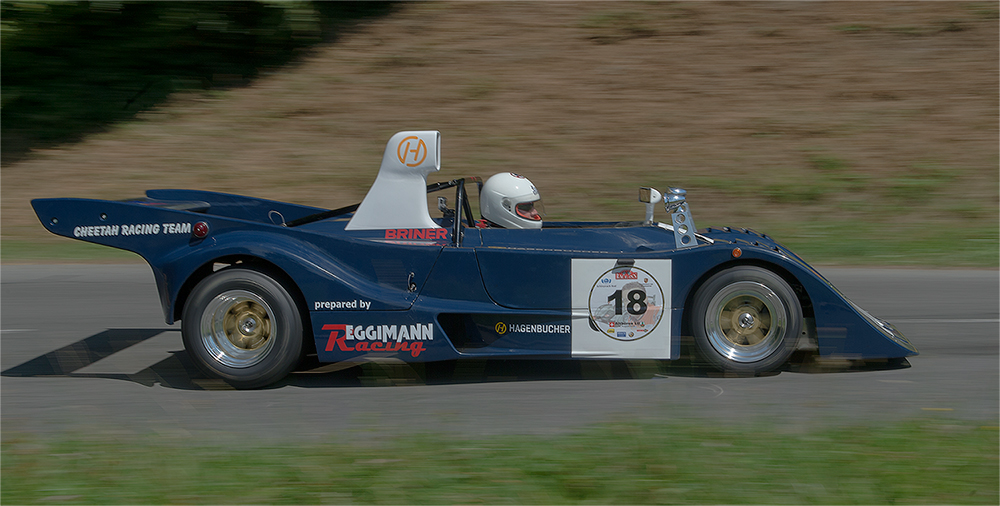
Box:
[397,136,428,167]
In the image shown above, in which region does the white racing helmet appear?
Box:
[480,172,544,229]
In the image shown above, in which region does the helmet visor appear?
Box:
[515,200,544,221]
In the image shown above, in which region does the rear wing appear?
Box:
[31,190,326,258]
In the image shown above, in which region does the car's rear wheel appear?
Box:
[182,267,303,389]
[692,266,802,374]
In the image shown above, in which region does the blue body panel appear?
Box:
[31,190,917,365]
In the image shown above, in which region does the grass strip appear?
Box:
[4,221,998,267]
[750,220,1000,267]
[3,419,997,504]
[0,240,143,263]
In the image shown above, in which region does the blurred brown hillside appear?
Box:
[3,2,998,263]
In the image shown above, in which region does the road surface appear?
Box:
[2,264,996,442]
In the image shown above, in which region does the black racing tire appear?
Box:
[181,267,304,389]
[691,266,802,375]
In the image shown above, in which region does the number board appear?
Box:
[571,258,672,359]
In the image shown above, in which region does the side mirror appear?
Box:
[437,196,455,218]
[640,186,699,248]
[640,187,662,224]
[639,187,662,204]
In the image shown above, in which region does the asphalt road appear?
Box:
[2,264,997,443]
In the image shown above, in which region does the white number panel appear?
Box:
[571,259,672,359]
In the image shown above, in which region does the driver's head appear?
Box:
[480,172,544,229]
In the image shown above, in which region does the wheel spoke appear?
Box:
[184,268,305,388]
[700,276,795,365]
[734,334,749,346]
[744,328,766,345]
[758,312,771,332]
[723,329,741,345]
[720,315,733,332]
[200,289,276,368]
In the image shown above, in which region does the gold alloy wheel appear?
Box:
[200,289,276,368]
[703,281,787,363]
[721,296,770,346]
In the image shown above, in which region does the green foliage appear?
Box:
[3,419,997,504]
[695,154,867,205]
[834,24,873,34]
[967,2,1000,20]
[0,1,393,164]
[834,21,972,37]
[580,10,658,44]
[685,152,997,266]
[884,163,956,202]
[0,239,141,262]
[753,220,1000,267]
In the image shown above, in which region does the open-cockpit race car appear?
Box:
[32,131,917,388]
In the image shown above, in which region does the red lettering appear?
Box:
[322,324,428,357]
[410,342,425,357]
[383,229,449,241]
[616,270,638,280]
[337,337,353,351]
[322,324,348,352]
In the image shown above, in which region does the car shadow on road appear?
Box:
[1,328,907,390]
[1,328,723,390]
[1,328,207,389]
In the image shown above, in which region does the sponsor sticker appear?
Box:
[384,228,448,240]
[322,323,433,357]
[397,136,428,167]
[616,270,638,280]
[73,225,120,238]
[495,322,571,335]
[571,259,672,359]
[72,222,192,238]
[587,265,664,341]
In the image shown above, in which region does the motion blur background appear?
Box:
[2,3,998,504]
[2,1,997,265]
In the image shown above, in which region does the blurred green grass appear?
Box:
[733,221,999,267]
[1,239,142,263]
[3,419,997,504]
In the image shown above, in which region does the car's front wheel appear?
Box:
[691,266,802,375]
[182,267,303,388]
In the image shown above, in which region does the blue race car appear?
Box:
[32,131,917,388]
